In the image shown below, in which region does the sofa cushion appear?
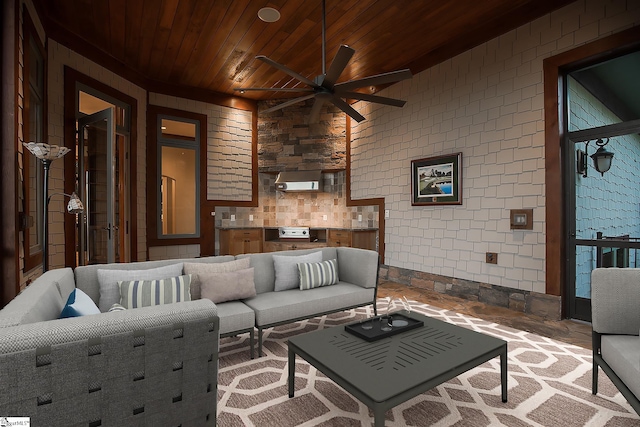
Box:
[0,268,75,327]
[298,259,339,290]
[273,251,323,291]
[75,255,235,307]
[118,274,191,309]
[243,283,375,326]
[200,267,256,304]
[184,258,251,299]
[601,335,640,399]
[97,263,184,312]
[239,248,338,294]
[60,289,101,318]
[215,301,256,335]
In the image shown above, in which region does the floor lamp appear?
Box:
[23,142,75,272]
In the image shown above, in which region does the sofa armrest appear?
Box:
[336,247,379,289]
[0,299,219,426]
[0,299,218,354]
[591,268,640,335]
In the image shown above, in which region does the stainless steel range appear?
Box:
[279,226,310,239]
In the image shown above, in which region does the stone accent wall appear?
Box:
[350,0,640,296]
[380,265,561,320]
[258,99,346,172]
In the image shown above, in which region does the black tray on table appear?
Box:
[345,313,424,342]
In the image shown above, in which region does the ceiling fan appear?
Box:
[234,0,412,124]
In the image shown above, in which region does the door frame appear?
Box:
[78,107,116,264]
[63,67,139,266]
[543,27,640,317]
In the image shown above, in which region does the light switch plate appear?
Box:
[323,215,328,221]
[385,210,390,218]
[358,214,363,222]
[230,214,236,221]
[249,215,254,221]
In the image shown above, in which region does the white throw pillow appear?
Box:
[273,251,323,291]
[59,288,100,318]
[97,263,184,312]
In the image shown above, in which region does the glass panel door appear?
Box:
[78,107,116,265]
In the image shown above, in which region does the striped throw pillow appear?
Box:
[298,259,339,290]
[118,274,192,309]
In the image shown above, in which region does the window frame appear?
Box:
[146,106,207,247]
[22,7,46,272]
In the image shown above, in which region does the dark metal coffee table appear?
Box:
[288,310,507,427]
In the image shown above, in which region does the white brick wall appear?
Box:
[350,0,639,293]
[148,93,253,202]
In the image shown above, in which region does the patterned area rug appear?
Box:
[217,301,640,426]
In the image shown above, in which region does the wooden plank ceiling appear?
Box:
[33,0,577,100]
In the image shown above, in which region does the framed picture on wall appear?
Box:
[411,153,462,206]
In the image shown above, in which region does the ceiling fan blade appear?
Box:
[256,55,318,88]
[308,98,326,124]
[334,69,413,92]
[323,45,355,88]
[233,87,314,92]
[261,94,316,114]
[329,96,366,123]
[336,91,407,107]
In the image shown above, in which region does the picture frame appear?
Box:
[411,153,462,206]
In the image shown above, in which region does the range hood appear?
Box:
[275,170,323,192]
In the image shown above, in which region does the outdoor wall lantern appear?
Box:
[577,137,614,177]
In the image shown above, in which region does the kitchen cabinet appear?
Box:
[351,230,377,251]
[219,228,263,255]
[328,229,377,251]
[328,229,352,247]
[263,241,326,252]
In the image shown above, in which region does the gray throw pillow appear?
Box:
[97,263,184,312]
[200,267,256,303]
[118,274,191,309]
[298,259,339,290]
[273,251,323,291]
[184,258,251,300]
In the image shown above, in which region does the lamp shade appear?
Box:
[591,146,614,176]
[23,142,70,161]
[66,192,84,214]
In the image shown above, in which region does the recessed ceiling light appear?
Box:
[258,7,280,23]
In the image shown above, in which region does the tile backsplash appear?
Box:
[216,171,379,229]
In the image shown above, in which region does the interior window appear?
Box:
[158,117,199,237]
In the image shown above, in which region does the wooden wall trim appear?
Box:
[543,26,640,303]
[345,116,386,264]
[1,0,18,307]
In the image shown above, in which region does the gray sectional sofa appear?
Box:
[0,246,378,425]
[591,268,640,415]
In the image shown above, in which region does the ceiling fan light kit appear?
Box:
[236,0,412,124]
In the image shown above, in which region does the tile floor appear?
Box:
[377,280,593,349]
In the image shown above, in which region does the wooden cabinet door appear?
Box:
[328,229,352,247]
[351,230,377,251]
[219,229,263,255]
